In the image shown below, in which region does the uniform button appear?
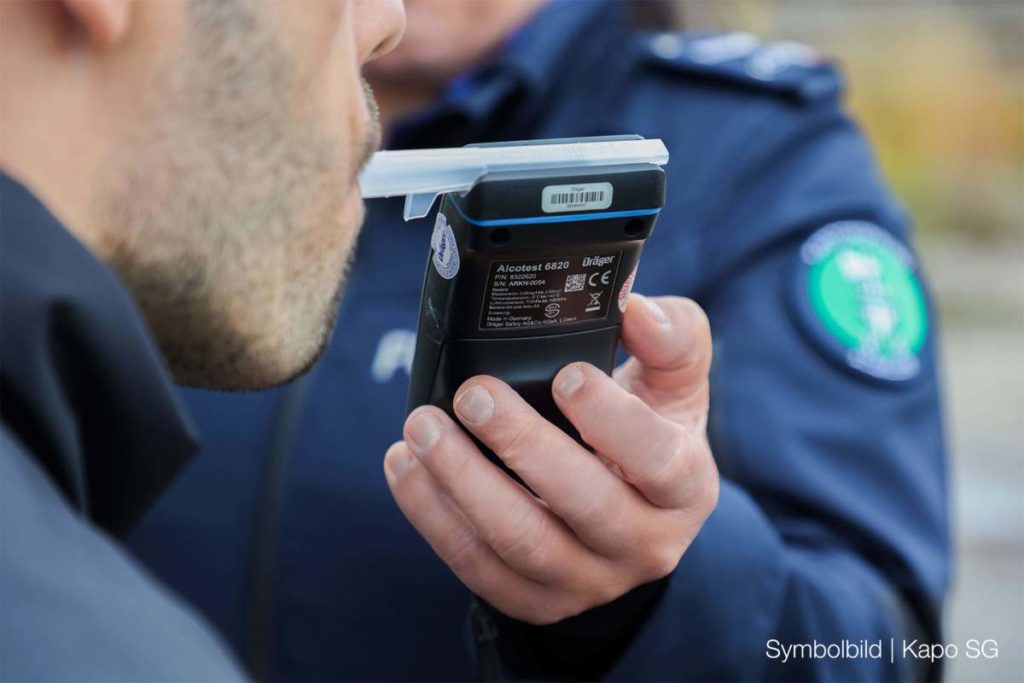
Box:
[650,33,684,60]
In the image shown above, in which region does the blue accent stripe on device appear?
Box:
[449,201,660,227]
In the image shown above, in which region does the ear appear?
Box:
[62,0,131,46]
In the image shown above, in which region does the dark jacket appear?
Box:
[0,174,244,681]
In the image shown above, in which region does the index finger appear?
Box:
[451,376,646,557]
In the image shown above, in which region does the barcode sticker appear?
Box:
[541,182,613,213]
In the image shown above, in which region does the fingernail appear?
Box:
[406,412,442,457]
[554,364,586,398]
[386,446,416,478]
[454,385,495,425]
[641,295,670,327]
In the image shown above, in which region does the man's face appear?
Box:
[102,0,403,390]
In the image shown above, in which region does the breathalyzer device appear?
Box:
[360,136,668,466]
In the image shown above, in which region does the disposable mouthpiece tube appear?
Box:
[359,138,669,220]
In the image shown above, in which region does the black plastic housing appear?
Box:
[408,151,666,470]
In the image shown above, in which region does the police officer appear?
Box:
[130,1,950,681]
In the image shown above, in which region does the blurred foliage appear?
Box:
[678,0,1024,242]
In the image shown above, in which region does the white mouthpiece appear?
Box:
[359,138,669,220]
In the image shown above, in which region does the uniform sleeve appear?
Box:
[610,98,950,681]
[490,95,950,681]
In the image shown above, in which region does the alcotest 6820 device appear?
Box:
[360,136,668,464]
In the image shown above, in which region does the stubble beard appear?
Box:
[100,1,364,391]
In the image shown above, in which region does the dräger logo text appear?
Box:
[582,255,615,268]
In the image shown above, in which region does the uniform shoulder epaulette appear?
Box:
[639,31,844,103]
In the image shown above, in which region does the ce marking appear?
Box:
[588,270,613,287]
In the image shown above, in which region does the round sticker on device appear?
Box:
[431,213,460,279]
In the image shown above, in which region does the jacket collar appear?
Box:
[0,174,197,536]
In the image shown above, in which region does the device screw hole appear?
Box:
[489,228,511,246]
[624,219,645,237]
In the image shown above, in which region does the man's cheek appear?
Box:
[338,193,366,243]
[268,0,348,69]
[350,196,366,229]
[294,5,363,154]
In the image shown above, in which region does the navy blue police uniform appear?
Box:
[128,1,950,680]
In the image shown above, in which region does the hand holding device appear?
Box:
[363,137,717,621]
[383,295,719,624]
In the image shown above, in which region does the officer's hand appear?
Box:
[384,295,719,625]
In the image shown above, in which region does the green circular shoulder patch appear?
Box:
[795,221,928,381]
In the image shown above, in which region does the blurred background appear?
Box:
[676,1,1023,680]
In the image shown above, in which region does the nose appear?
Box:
[355,0,406,65]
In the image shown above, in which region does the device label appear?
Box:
[431,212,460,279]
[481,253,621,330]
[541,182,613,213]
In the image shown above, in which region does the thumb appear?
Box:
[616,294,713,399]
